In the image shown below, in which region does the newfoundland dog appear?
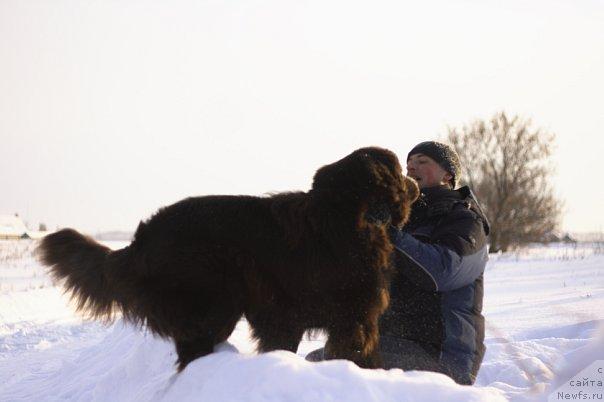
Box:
[37,147,419,371]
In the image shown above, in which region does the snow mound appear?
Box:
[0,321,506,402]
[1,241,603,401]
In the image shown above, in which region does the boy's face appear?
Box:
[406,153,452,189]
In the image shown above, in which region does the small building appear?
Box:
[0,214,50,240]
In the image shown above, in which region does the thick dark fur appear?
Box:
[37,147,419,371]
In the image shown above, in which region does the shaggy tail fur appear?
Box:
[36,228,134,321]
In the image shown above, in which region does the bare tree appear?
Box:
[447,111,562,253]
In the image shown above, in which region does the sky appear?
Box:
[1,0,603,234]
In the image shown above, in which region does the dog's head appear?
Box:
[312,147,419,227]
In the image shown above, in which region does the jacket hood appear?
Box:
[457,186,490,236]
[415,185,490,236]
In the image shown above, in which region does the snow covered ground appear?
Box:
[0,240,602,402]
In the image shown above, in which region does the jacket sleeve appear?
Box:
[389,210,489,292]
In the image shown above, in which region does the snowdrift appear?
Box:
[1,240,603,401]
[1,321,507,402]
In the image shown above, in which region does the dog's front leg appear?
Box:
[324,319,383,369]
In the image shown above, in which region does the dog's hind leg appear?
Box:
[174,318,239,371]
[174,307,241,371]
[246,310,305,354]
[175,336,215,372]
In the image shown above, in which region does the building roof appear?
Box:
[0,215,28,236]
[0,215,50,239]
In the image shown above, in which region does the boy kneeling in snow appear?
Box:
[307,141,490,385]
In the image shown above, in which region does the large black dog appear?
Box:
[37,147,419,371]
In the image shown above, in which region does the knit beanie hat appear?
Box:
[407,141,461,188]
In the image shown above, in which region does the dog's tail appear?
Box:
[36,228,136,321]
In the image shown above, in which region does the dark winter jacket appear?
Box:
[379,184,490,385]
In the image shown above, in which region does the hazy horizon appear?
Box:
[2,0,603,234]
